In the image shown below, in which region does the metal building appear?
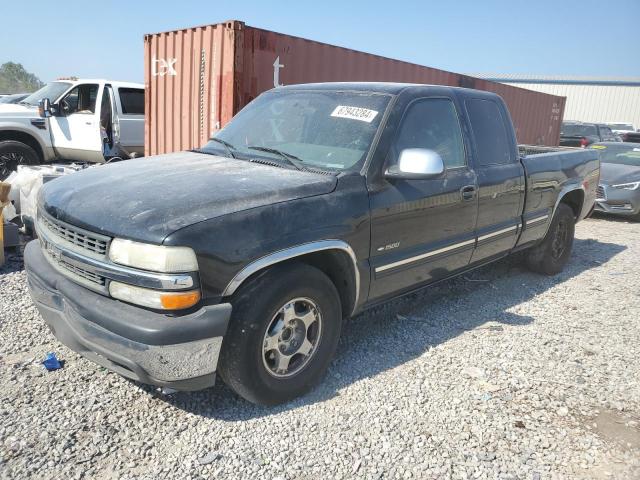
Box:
[474,74,640,129]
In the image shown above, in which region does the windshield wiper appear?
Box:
[209,138,237,158]
[247,146,305,171]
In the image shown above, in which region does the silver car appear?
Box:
[591,142,640,220]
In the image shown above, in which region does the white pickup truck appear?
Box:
[0,78,144,179]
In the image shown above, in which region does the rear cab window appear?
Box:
[465,98,515,166]
[562,123,598,136]
[118,88,144,115]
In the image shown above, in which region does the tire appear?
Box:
[526,203,575,275]
[0,140,40,180]
[218,263,342,405]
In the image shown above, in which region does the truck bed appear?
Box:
[520,146,599,225]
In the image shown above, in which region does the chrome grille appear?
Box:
[41,245,107,291]
[596,185,606,200]
[39,212,110,257]
[58,258,106,286]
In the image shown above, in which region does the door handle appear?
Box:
[460,185,477,201]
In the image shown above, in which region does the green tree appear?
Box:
[0,62,43,94]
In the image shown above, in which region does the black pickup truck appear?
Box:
[25,83,599,405]
[560,121,618,147]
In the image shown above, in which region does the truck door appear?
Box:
[114,87,145,157]
[463,98,525,264]
[49,83,104,162]
[368,96,478,300]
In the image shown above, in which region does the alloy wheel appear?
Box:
[262,297,322,378]
[0,151,25,180]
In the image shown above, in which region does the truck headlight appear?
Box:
[612,181,640,190]
[109,238,198,272]
[109,282,201,310]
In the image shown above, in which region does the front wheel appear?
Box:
[218,263,342,405]
[526,203,575,275]
[0,140,40,180]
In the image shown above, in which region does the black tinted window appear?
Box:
[466,99,513,166]
[119,88,144,115]
[395,98,466,169]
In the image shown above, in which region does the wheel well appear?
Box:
[234,249,358,319]
[559,189,584,219]
[299,250,356,319]
[0,130,44,162]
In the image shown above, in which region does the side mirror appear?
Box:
[38,98,52,118]
[385,148,445,180]
[38,98,56,118]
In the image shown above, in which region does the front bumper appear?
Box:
[24,241,232,391]
[594,184,640,216]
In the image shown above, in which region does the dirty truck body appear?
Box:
[24,83,599,405]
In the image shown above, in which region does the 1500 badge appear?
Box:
[377,242,400,252]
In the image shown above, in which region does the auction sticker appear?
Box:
[331,105,378,123]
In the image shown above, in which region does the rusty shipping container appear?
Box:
[144,20,566,156]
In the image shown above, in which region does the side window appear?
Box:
[60,84,99,115]
[600,126,613,138]
[118,88,145,115]
[395,98,466,169]
[465,98,513,166]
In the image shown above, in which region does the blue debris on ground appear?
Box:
[42,352,63,371]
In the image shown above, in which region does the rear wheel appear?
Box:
[0,140,40,180]
[218,263,342,405]
[526,203,575,275]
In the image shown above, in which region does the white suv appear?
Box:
[0,78,144,179]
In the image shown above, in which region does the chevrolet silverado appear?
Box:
[25,83,599,405]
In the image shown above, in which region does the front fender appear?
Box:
[162,175,371,309]
[0,122,53,161]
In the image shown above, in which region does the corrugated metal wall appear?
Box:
[144,22,239,156]
[238,26,565,147]
[502,82,640,128]
[145,21,567,156]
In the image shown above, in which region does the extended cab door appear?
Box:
[463,97,525,264]
[114,86,144,156]
[368,95,478,301]
[49,83,104,162]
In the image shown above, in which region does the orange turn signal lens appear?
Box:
[160,291,201,310]
[109,281,201,310]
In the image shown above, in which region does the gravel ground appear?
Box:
[1,216,639,480]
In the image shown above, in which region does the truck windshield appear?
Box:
[202,90,392,171]
[20,82,72,106]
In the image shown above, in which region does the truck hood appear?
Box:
[41,151,338,244]
[600,163,640,185]
[0,103,35,115]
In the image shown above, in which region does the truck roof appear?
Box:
[278,81,502,99]
[54,78,144,89]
